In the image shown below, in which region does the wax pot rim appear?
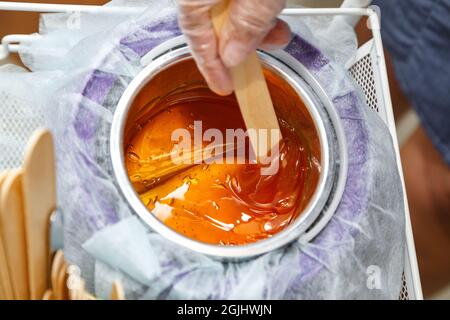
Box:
[111,39,348,260]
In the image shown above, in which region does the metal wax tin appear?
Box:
[111,37,348,260]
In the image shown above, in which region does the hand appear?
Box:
[178,0,291,96]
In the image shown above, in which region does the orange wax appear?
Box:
[124,60,321,245]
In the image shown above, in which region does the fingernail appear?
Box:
[222,40,249,68]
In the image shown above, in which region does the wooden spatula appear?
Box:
[110,280,125,300]
[211,0,282,161]
[21,129,57,300]
[50,250,65,300]
[0,171,14,300]
[0,169,29,299]
[42,289,53,300]
[55,261,68,300]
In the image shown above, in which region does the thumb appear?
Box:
[219,0,286,68]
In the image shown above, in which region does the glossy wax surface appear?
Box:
[124,59,321,245]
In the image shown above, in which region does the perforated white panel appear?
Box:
[0,89,45,170]
[349,52,410,300]
[349,54,379,113]
[400,272,410,300]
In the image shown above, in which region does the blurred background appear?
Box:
[1,0,448,299]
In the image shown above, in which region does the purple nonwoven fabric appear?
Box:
[22,5,405,299]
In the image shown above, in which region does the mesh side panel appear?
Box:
[0,90,45,170]
[400,272,410,300]
[349,55,379,113]
[349,54,410,300]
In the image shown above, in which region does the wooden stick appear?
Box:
[50,251,64,296]
[21,129,57,300]
[42,289,53,300]
[78,279,86,300]
[110,281,125,300]
[0,169,29,299]
[56,261,68,300]
[0,171,14,300]
[50,250,65,300]
[81,291,97,300]
[211,0,282,161]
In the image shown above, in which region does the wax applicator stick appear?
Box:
[0,171,14,299]
[0,169,29,299]
[21,129,56,300]
[211,0,282,161]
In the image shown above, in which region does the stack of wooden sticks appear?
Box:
[0,129,124,300]
[43,250,124,300]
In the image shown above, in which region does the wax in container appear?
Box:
[124,59,321,245]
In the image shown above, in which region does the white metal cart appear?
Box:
[0,0,423,300]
